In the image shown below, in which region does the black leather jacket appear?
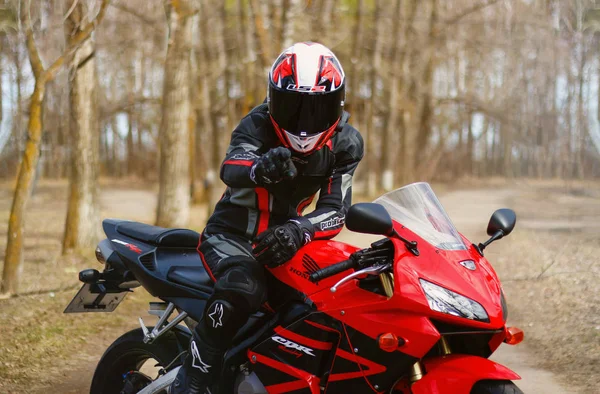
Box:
[205,104,364,241]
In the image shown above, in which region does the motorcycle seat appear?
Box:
[116,221,200,248]
[167,266,214,292]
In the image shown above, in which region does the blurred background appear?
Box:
[0,0,598,393]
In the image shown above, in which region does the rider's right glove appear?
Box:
[253,218,314,268]
[250,147,297,186]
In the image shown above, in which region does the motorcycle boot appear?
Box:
[170,328,223,394]
[170,296,247,394]
[171,254,267,393]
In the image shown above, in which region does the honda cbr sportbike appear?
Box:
[65,182,525,394]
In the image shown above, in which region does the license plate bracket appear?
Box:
[64,282,129,313]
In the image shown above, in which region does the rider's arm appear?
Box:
[220,115,264,188]
[304,154,362,240]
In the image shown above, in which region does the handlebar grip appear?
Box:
[309,259,356,283]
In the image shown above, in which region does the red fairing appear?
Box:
[307,236,442,359]
[248,350,321,394]
[259,189,519,392]
[411,355,521,394]
[269,240,359,297]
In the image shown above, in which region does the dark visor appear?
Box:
[269,84,345,136]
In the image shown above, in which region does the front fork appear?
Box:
[395,335,521,394]
[409,336,451,383]
[393,337,450,393]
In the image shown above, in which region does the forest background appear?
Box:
[0,0,598,393]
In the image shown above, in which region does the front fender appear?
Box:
[411,355,520,394]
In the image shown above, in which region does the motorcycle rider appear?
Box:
[172,42,364,393]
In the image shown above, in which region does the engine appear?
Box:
[234,370,267,394]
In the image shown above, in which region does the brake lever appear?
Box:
[330,263,391,293]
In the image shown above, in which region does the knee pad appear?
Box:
[213,256,267,313]
[197,257,267,348]
[197,298,244,349]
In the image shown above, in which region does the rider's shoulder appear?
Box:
[235,104,273,140]
[331,123,364,163]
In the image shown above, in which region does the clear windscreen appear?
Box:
[373,182,467,250]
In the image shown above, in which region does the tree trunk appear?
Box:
[62,2,102,253]
[414,0,438,175]
[126,69,136,176]
[1,84,43,295]
[270,0,283,52]
[136,53,146,178]
[248,0,271,69]
[13,44,23,163]
[576,38,586,179]
[281,0,304,48]
[365,0,382,196]
[466,111,474,175]
[381,0,402,191]
[0,39,2,149]
[280,0,290,50]
[110,116,120,176]
[156,0,194,227]
[2,0,109,296]
[348,0,364,113]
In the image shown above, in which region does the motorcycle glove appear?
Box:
[250,147,297,186]
[253,217,314,268]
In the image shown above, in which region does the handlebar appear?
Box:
[309,259,356,283]
[308,239,395,283]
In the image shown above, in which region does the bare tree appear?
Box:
[1,0,599,206]
[155,0,194,227]
[1,0,110,296]
[62,0,102,253]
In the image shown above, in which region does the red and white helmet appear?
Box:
[268,42,346,154]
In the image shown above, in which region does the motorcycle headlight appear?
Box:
[419,279,489,323]
[501,290,508,322]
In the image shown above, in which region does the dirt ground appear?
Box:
[0,179,598,393]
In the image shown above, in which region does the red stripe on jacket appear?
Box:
[256,188,270,236]
[223,159,254,167]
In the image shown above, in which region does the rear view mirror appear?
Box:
[346,203,394,236]
[487,209,516,237]
[476,208,517,256]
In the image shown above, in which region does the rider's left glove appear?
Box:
[252,218,314,268]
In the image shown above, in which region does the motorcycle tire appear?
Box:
[90,327,183,394]
[471,380,524,394]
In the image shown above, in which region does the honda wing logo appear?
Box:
[271,336,316,357]
[302,254,321,276]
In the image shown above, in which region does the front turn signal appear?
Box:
[378,333,405,352]
[504,326,524,345]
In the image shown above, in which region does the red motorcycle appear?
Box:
[66,182,524,394]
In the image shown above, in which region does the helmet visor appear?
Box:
[269,84,344,136]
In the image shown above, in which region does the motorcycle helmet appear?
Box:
[267,42,346,154]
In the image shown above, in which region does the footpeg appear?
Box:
[139,317,150,338]
[139,304,188,344]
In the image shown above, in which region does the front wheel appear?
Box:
[471,380,524,394]
[90,328,184,394]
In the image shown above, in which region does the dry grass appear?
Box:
[0,179,208,393]
[0,289,150,393]
[1,179,599,393]
[486,182,600,393]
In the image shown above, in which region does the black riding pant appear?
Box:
[196,232,267,350]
